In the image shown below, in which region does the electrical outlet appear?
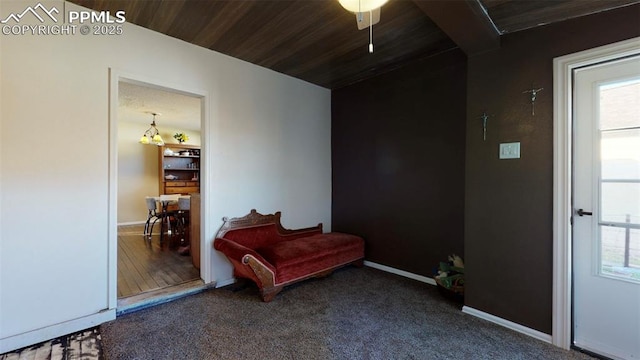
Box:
[499,142,520,159]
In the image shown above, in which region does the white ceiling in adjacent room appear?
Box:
[118,81,201,131]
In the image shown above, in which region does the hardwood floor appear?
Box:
[117,224,200,298]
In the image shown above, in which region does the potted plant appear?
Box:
[173,132,189,144]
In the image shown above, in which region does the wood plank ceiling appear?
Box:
[69,0,640,89]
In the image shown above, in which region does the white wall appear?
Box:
[117,121,201,224]
[0,1,331,352]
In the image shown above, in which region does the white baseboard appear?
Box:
[0,309,116,354]
[363,262,552,345]
[117,221,146,226]
[215,277,236,288]
[364,261,437,286]
[462,306,552,344]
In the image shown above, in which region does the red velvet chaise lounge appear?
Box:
[213,209,365,302]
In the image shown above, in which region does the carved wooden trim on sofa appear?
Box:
[214,208,322,239]
[242,255,275,285]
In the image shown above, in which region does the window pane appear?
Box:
[631,229,640,269]
[601,129,640,180]
[600,79,640,131]
[601,182,640,224]
[601,227,640,282]
[602,226,627,266]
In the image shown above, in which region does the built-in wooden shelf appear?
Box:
[158,144,200,195]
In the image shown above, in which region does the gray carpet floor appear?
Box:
[101,267,595,360]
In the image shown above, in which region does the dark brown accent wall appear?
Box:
[332,49,467,277]
[333,4,639,337]
[465,5,640,333]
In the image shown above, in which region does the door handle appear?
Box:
[577,209,593,217]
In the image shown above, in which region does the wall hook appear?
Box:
[479,112,491,141]
[523,86,543,116]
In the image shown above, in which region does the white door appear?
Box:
[574,55,640,360]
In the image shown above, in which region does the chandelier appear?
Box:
[139,113,165,146]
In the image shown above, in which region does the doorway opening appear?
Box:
[111,75,210,313]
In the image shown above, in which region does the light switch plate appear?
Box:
[499,142,521,159]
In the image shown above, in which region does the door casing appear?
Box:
[108,68,215,312]
[552,36,640,350]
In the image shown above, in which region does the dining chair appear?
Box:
[143,196,161,240]
[176,197,191,254]
[144,196,178,245]
[156,195,181,246]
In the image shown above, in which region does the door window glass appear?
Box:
[599,79,640,283]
